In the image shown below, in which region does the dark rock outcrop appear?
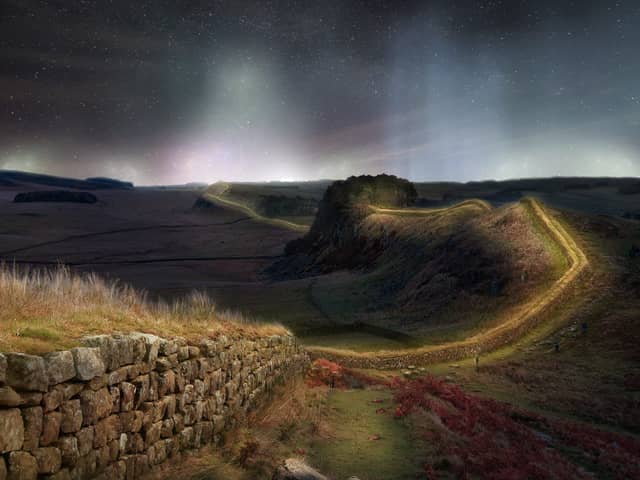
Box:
[14,191,98,204]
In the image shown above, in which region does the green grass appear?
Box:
[309,389,423,480]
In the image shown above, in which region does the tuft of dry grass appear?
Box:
[0,263,287,354]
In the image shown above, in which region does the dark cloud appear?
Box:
[1,0,639,183]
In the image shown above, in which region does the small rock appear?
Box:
[275,458,328,480]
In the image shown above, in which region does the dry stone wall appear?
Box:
[0,333,308,480]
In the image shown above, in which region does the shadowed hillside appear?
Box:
[273,176,565,343]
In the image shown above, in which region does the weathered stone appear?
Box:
[119,382,135,412]
[133,454,149,478]
[132,375,149,408]
[72,449,97,480]
[274,458,328,480]
[45,468,71,480]
[71,347,105,381]
[160,418,174,438]
[20,392,43,406]
[40,411,62,446]
[95,444,111,471]
[5,353,48,392]
[33,447,61,474]
[0,457,6,480]
[158,339,178,356]
[7,451,37,480]
[158,370,175,396]
[86,374,108,391]
[0,386,23,407]
[75,427,94,456]
[82,335,118,371]
[21,406,42,451]
[60,400,83,433]
[0,409,24,453]
[144,422,161,447]
[127,433,145,454]
[93,415,121,448]
[129,333,160,364]
[154,358,172,372]
[110,386,120,414]
[57,436,79,468]
[178,426,194,449]
[177,346,189,362]
[43,351,76,385]
[107,367,128,386]
[43,386,65,412]
[80,387,112,425]
[113,335,135,366]
[61,383,84,401]
[107,438,119,462]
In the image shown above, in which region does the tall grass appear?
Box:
[0,263,285,354]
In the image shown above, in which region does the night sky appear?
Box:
[1,0,639,185]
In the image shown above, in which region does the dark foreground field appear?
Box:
[2,173,640,479]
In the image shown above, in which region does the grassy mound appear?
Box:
[0,264,286,354]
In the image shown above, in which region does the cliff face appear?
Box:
[284,174,418,267]
[0,332,308,480]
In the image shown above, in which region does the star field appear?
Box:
[1,0,639,183]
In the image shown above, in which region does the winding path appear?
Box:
[308,197,590,368]
[201,193,310,232]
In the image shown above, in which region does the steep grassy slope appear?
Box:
[277,195,569,351]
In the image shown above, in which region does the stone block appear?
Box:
[40,411,62,447]
[0,409,24,453]
[75,427,94,457]
[57,436,79,468]
[42,386,65,412]
[132,375,149,409]
[5,353,48,392]
[21,406,42,451]
[43,351,76,385]
[32,447,61,474]
[93,415,121,448]
[119,382,135,412]
[80,388,112,425]
[71,348,105,381]
[7,451,37,480]
[0,386,23,408]
[60,400,83,434]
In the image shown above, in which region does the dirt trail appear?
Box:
[202,193,309,232]
[308,198,591,368]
